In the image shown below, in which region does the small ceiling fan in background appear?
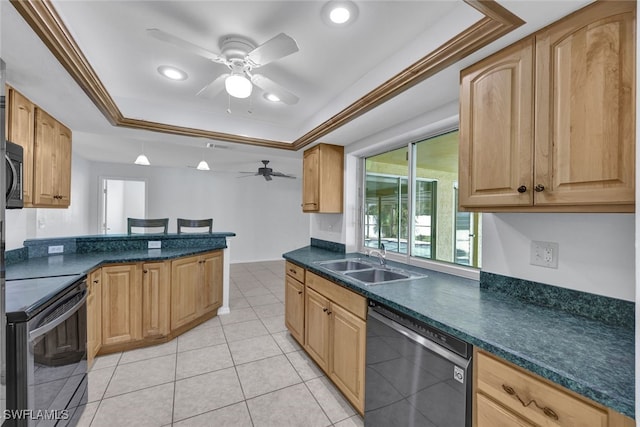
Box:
[239,160,296,181]
[147,28,300,104]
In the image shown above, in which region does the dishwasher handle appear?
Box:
[368,308,471,369]
[29,288,88,341]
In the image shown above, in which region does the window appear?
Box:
[363,131,481,268]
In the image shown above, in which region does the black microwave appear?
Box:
[6,140,23,209]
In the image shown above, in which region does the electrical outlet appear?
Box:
[148,241,162,249]
[48,245,64,254]
[530,241,559,268]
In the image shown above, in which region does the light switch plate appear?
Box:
[148,241,162,249]
[530,240,559,268]
[48,245,64,254]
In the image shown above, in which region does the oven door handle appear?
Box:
[29,291,88,341]
[6,153,17,198]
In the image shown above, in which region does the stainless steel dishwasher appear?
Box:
[365,300,472,427]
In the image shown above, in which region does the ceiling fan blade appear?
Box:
[196,73,228,98]
[246,33,299,68]
[271,172,296,179]
[147,28,226,64]
[264,174,273,181]
[250,74,299,105]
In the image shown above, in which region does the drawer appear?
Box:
[477,393,535,427]
[306,271,367,320]
[285,261,305,283]
[476,351,608,427]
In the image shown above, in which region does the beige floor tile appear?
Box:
[91,382,174,427]
[246,293,280,307]
[173,367,245,422]
[306,377,357,423]
[104,354,175,398]
[252,302,285,319]
[90,352,121,371]
[236,354,302,398]
[222,319,269,342]
[219,307,258,325]
[173,402,253,427]
[69,401,99,427]
[177,325,226,352]
[86,365,116,403]
[272,331,303,353]
[118,339,177,365]
[229,296,251,309]
[334,415,365,427]
[286,350,324,381]
[260,314,287,334]
[176,343,233,380]
[228,335,283,365]
[239,286,272,297]
[189,316,222,331]
[246,383,331,427]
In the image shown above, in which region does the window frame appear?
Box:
[357,128,480,280]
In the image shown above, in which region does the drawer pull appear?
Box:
[297,291,303,295]
[289,269,296,274]
[502,384,559,421]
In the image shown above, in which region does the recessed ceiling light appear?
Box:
[322,1,358,26]
[157,65,188,81]
[264,93,281,102]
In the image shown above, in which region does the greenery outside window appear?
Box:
[363,130,481,269]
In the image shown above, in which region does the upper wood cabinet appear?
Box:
[34,108,72,207]
[459,1,635,212]
[302,143,344,213]
[6,87,35,205]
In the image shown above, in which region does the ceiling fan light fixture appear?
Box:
[134,154,150,166]
[225,74,253,98]
[322,1,358,26]
[264,93,281,102]
[196,160,210,171]
[157,65,188,81]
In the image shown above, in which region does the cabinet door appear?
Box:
[534,1,635,207]
[476,393,535,427]
[304,287,331,372]
[302,146,320,212]
[101,264,141,346]
[33,108,57,206]
[199,251,223,315]
[87,269,102,366]
[329,303,366,413]
[171,256,200,330]
[459,38,534,207]
[54,122,72,207]
[142,261,170,338]
[7,87,35,205]
[284,276,304,344]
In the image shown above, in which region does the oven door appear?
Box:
[28,283,88,426]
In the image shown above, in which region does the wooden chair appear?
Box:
[127,218,169,234]
[177,218,213,234]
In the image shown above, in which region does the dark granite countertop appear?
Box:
[283,246,635,419]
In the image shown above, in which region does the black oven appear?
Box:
[6,140,23,209]
[6,279,88,427]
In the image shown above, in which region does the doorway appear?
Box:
[99,178,146,234]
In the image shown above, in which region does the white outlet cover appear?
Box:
[530,240,559,269]
[148,241,162,249]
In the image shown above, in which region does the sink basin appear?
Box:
[319,259,372,272]
[344,268,410,284]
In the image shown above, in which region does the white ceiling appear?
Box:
[1,0,592,174]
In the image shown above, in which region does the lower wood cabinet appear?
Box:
[101,264,142,346]
[474,349,634,427]
[284,274,305,344]
[87,268,102,367]
[142,261,170,338]
[171,251,223,331]
[303,271,367,414]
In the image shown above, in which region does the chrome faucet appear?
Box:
[368,243,387,266]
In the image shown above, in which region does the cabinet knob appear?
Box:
[93,280,99,284]
[517,185,527,193]
[323,308,328,312]
[326,311,332,315]
[297,291,303,295]
[534,184,545,192]
[143,269,148,273]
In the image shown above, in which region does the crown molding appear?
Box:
[10,0,524,152]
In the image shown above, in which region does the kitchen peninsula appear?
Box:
[5,232,235,362]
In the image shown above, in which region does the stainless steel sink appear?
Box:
[318,259,372,272]
[344,268,410,283]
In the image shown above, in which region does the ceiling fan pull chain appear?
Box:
[226,94,232,114]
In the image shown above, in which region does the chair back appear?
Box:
[127,218,169,235]
[177,218,213,234]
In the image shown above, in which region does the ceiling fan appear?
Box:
[239,160,296,181]
[147,29,300,104]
